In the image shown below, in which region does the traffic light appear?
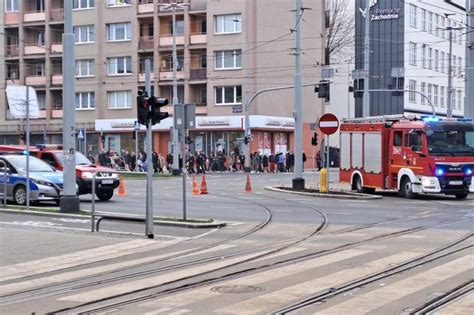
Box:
[185,136,194,145]
[317,80,330,102]
[311,132,318,146]
[244,135,251,145]
[150,97,170,125]
[20,131,26,141]
[137,91,150,125]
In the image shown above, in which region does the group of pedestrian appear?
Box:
[250,151,306,173]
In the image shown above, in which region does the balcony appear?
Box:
[51,74,63,85]
[51,100,63,118]
[50,9,64,22]
[138,73,155,82]
[190,34,207,45]
[159,35,184,47]
[5,45,19,57]
[138,3,154,14]
[159,70,185,81]
[50,43,63,54]
[38,110,47,119]
[4,12,19,24]
[5,79,18,86]
[25,75,47,86]
[24,44,46,55]
[24,11,46,23]
[190,68,206,80]
[52,109,63,118]
[190,0,206,11]
[138,36,154,49]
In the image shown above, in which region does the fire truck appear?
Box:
[0,145,119,201]
[339,115,474,199]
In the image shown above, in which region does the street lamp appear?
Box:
[158,2,190,175]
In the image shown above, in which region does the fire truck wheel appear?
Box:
[352,175,364,193]
[454,193,468,200]
[400,177,416,199]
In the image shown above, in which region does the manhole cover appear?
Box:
[211,285,264,294]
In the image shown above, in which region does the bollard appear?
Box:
[319,168,328,193]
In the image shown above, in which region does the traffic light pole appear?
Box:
[25,86,30,210]
[145,59,154,239]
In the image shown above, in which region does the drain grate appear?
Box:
[211,285,264,294]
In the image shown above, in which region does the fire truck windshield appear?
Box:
[426,123,474,156]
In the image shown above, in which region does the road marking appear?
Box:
[316,255,473,315]
[59,250,275,302]
[52,218,90,224]
[142,307,173,315]
[215,251,420,314]
[142,249,372,309]
[0,239,178,282]
[190,228,219,239]
[435,291,474,315]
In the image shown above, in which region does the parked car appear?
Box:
[0,155,64,205]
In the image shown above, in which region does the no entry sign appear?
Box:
[318,113,339,135]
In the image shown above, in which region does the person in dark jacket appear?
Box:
[302,151,307,171]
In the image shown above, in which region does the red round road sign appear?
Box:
[318,113,339,135]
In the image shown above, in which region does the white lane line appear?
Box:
[317,255,473,315]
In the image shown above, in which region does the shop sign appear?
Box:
[266,119,282,126]
[198,119,230,126]
[283,121,294,127]
[371,8,400,21]
[111,121,134,128]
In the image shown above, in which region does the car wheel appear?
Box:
[96,189,114,201]
[14,185,27,205]
[454,193,468,200]
[400,177,416,199]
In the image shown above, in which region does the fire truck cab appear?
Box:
[339,115,474,199]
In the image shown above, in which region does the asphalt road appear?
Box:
[0,171,472,314]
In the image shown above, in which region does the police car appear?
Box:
[0,154,64,205]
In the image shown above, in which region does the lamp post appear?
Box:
[158,2,190,175]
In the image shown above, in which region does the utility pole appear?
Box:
[466,0,474,118]
[159,2,189,176]
[446,24,464,118]
[145,59,154,239]
[25,86,30,210]
[60,0,80,213]
[363,0,371,117]
[292,0,304,190]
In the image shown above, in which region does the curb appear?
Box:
[265,186,383,200]
[0,208,226,229]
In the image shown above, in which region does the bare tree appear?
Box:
[325,0,354,64]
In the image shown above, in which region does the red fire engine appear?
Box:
[339,115,474,199]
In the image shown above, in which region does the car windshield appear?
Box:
[426,123,474,157]
[55,152,92,165]
[8,156,56,172]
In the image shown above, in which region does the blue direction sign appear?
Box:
[134,121,140,131]
[232,105,243,113]
[77,128,84,140]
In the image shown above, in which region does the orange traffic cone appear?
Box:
[200,175,208,194]
[118,175,126,197]
[245,175,252,193]
[192,175,200,195]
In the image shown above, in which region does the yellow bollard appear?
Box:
[319,168,328,193]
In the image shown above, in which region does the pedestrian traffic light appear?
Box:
[311,132,318,146]
[150,97,170,125]
[244,135,251,145]
[137,91,150,125]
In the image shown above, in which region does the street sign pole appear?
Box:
[145,59,154,239]
[134,121,139,171]
[318,113,340,193]
[326,134,330,190]
[25,86,30,210]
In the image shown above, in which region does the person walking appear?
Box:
[262,154,269,173]
[302,151,307,172]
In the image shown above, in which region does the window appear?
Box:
[457,90,462,110]
[107,57,132,75]
[428,48,433,69]
[428,83,432,101]
[37,93,46,110]
[75,59,95,77]
[440,51,445,73]
[73,0,94,9]
[36,31,45,46]
[171,20,185,36]
[422,46,426,69]
[421,82,426,105]
[421,9,426,31]
[215,86,242,105]
[441,16,446,39]
[434,49,439,72]
[434,14,439,37]
[409,80,416,103]
[215,14,242,34]
[35,63,45,76]
[5,0,18,11]
[74,25,95,43]
[107,91,131,109]
[440,86,445,107]
[106,0,131,7]
[452,89,456,109]
[433,85,439,106]
[107,23,132,41]
[409,5,417,28]
[409,43,417,66]
[458,57,462,77]
[452,54,457,75]
[428,12,433,34]
[75,92,95,109]
[393,131,403,147]
[215,50,242,69]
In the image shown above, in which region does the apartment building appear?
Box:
[1,0,325,164]
[353,0,466,117]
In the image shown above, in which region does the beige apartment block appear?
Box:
[1,0,325,164]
